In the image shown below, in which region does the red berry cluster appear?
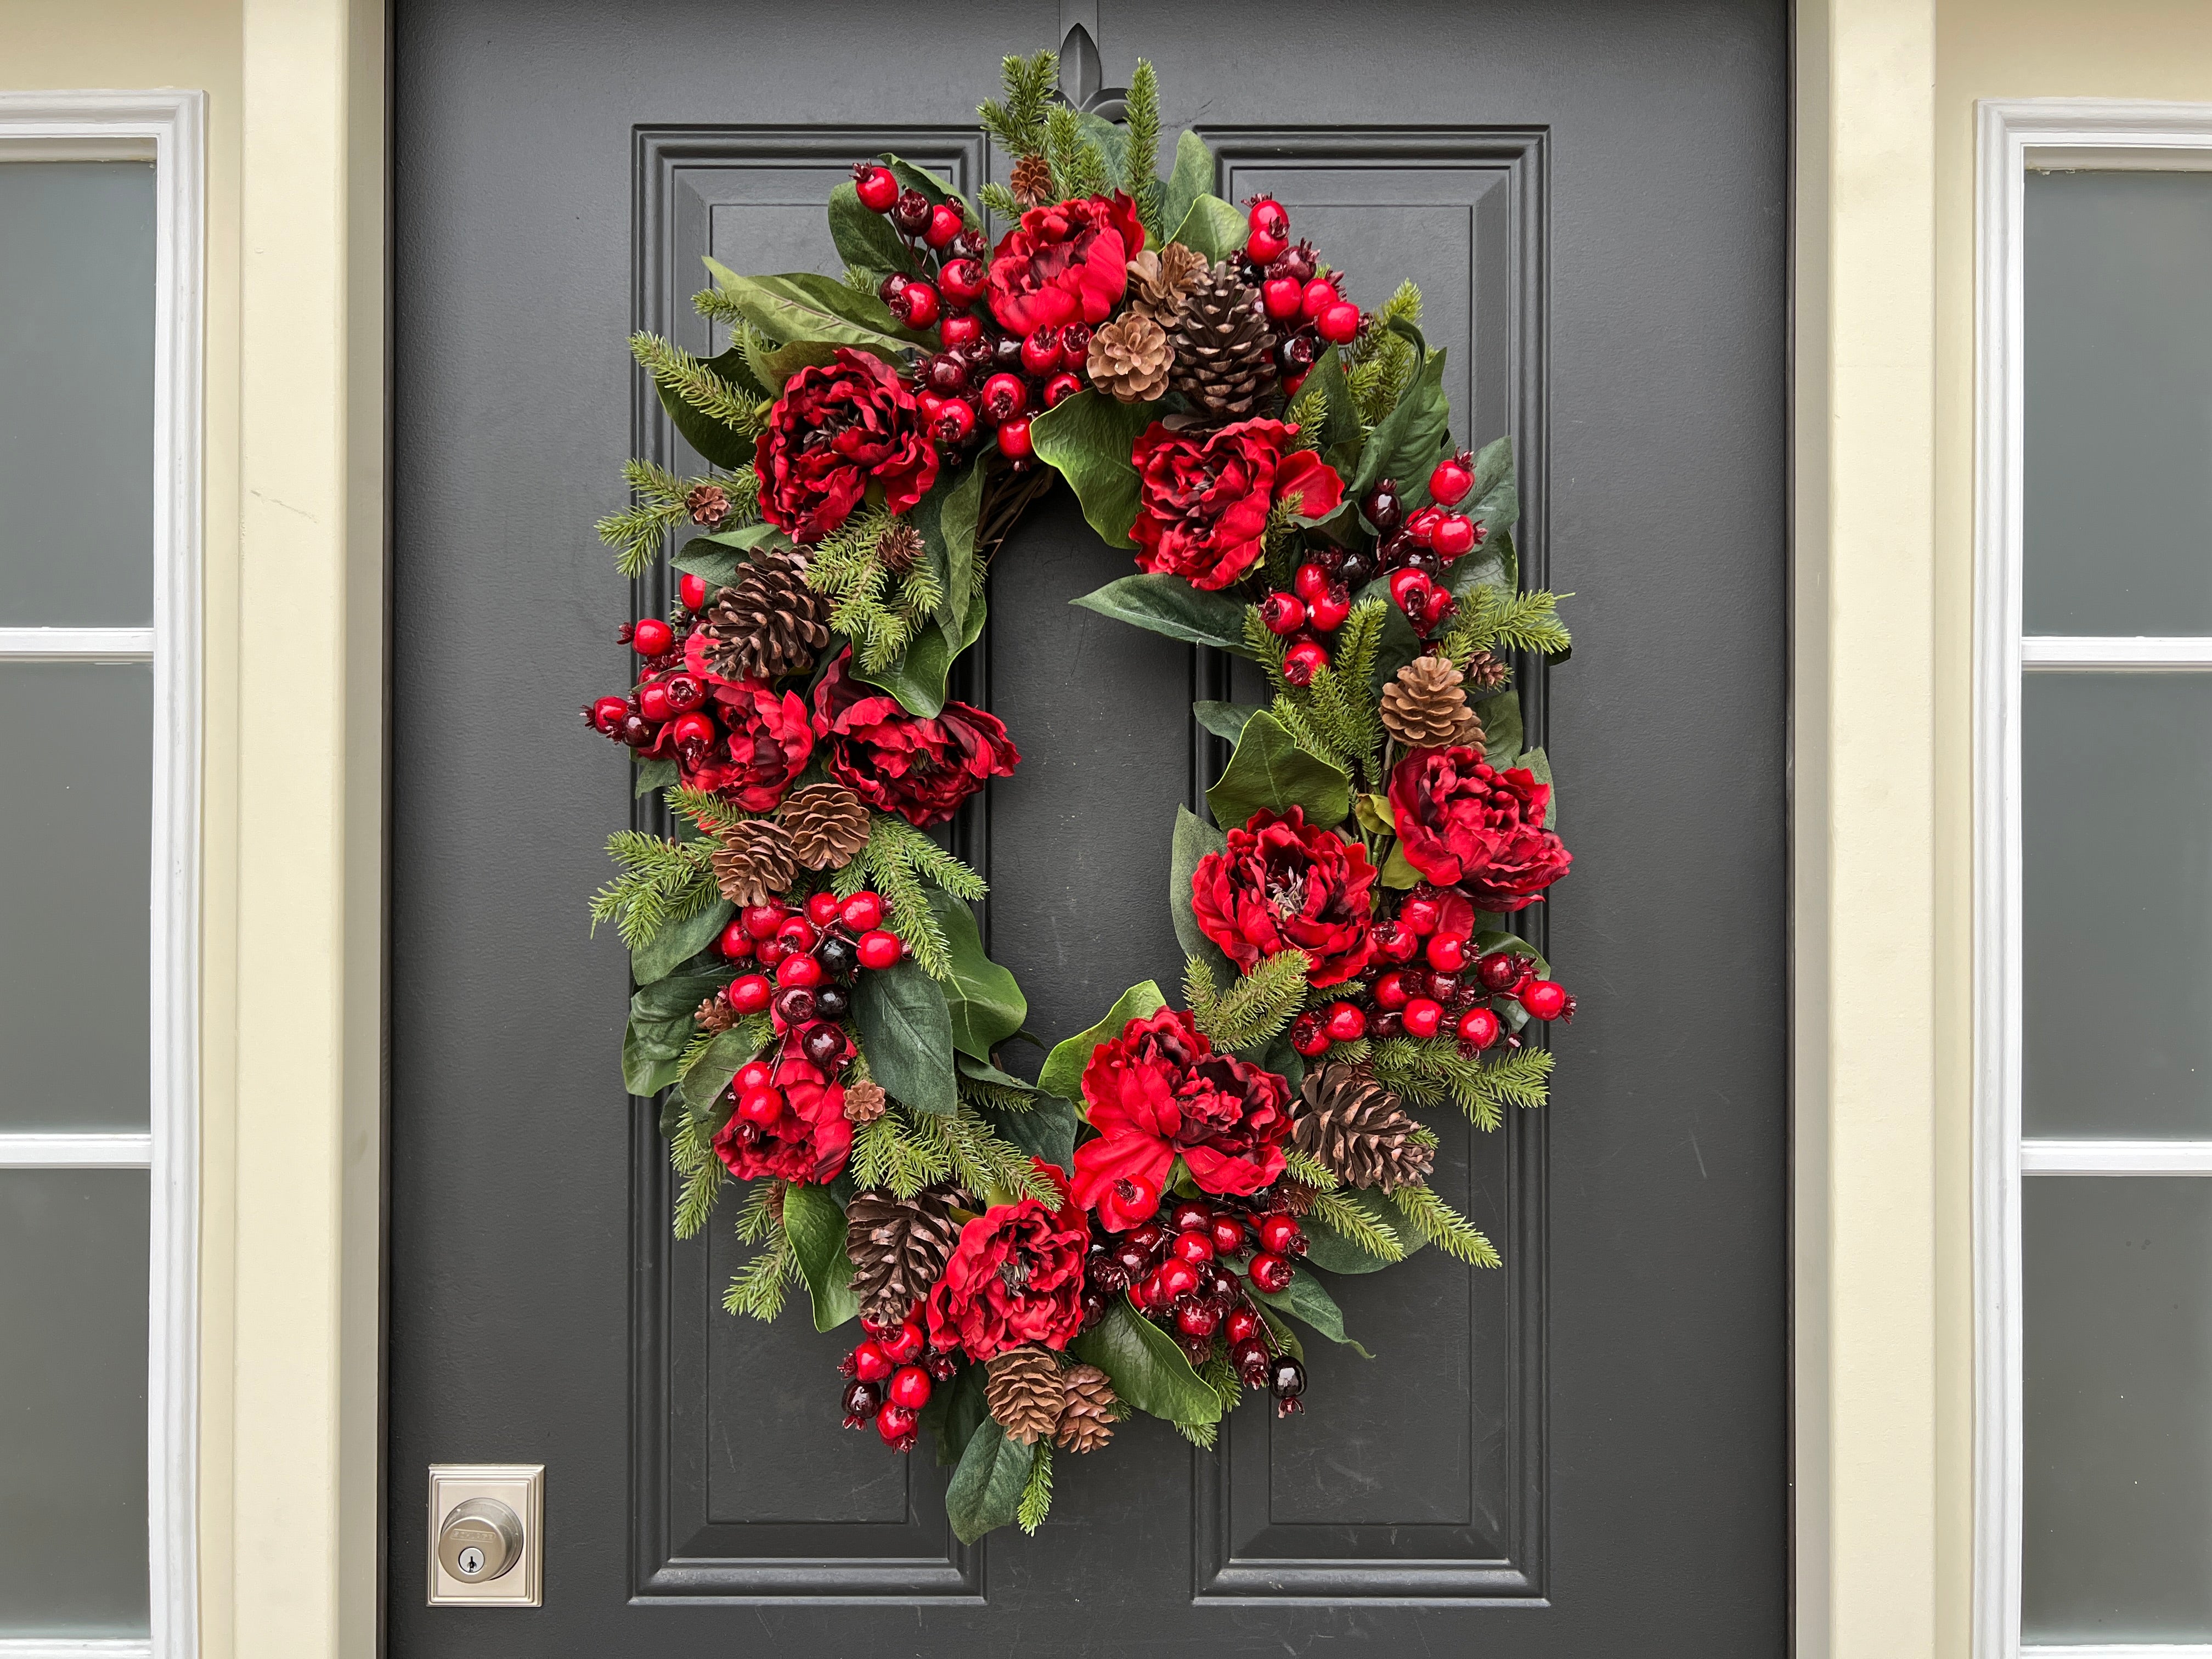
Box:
[852,161,1077,468]
[720,887,902,1062]
[1239,198,1361,395]
[1086,1195,1310,1417]
[838,1311,957,1451]
[1288,884,1575,1059]
[1357,452,1489,639]
[582,603,711,758]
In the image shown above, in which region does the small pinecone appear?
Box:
[1381,656,1483,750]
[698,550,832,682]
[1463,648,1509,691]
[710,818,797,908]
[695,994,737,1034]
[845,1183,965,1328]
[1294,1064,1436,1193]
[877,519,924,575]
[1010,153,1054,208]
[1126,242,1209,321]
[1053,1363,1119,1454]
[985,1346,1066,1446]
[842,1078,888,1125]
[1168,260,1279,422]
[685,481,731,526]
[1086,313,1171,403]
[1281,1181,1319,1218]
[779,781,870,871]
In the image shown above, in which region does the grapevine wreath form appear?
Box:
[585,50,1573,1542]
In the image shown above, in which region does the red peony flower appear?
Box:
[690,674,815,810]
[985,193,1145,336]
[1386,745,1572,911]
[1190,806,1376,987]
[923,1164,1090,1362]
[753,347,938,542]
[1071,1008,1293,1212]
[1127,418,1345,591]
[810,650,1019,827]
[711,1034,854,1185]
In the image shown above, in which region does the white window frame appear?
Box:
[0,92,203,1659]
[1976,98,2212,1659]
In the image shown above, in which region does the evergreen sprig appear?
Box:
[1185,951,1310,1052]
[1271,600,1387,787]
[628,332,768,438]
[1198,1348,1244,1415]
[850,1108,943,1200]
[1443,586,1572,662]
[1123,59,1162,238]
[1017,1442,1055,1534]
[1282,1146,1341,1192]
[957,1069,1038,1114]
[1369,1039,1551,1132]
[980,181,1024,222]
[723,1217,799,1320]
[733,1178,780,1245]
[805,508,947,671]
[979,50,1057,157]
[1391,1183,1501,1267]
[590,831,718,948]
[672,1111,725,1238]
[1308,1190,1407,1263]
[1243,607,1290,698]
[1044,106,1113,203]
[665,785,747,838]
[1347,280,1423,429]
[832,813,988,980]
[915,1104,1059,1206]
[1177,1415,1221,1450]
[1283,380,1329,452]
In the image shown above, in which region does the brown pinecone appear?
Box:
[1168,260,1278,422]
[842,1078,888,1125]
[1293,1064,1435,1193]
[1126,242,1209,321]
[1086,313,1171,403]
[710,818,797,908]
[1463,648,1509,691]
[1010,153,1054,208]
[1053,1363,1118,1454]
[985,1346,1066,1447]
[695,994,737,1034]
[1280,1181,1319,1218]
[876,519,924,574]
[845,1183,966,1328]
[1381,655,1483,750]
[685,481,731,526]
[779,781,870,871]
[697,549,832,682]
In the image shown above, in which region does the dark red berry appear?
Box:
[1226,1306,1261,1345]
[1172,1230,1216,1266]
[1209,1215,1246,1256]
[889,188,932,235]
[1175,1301,1221,1339]
[1232,1336,1272,1387]
[926,1351,959,1382]
[1058,322,1092,360]
[1290,1011,1330,1057]
[1126,1223,1168,1257]
[1362,479,1404,533]
[772,985,817,1026]
[924,353,969,394]
[955,227,988,258]
[842,1377,883,1427]
[1169,1200,1211,1235]
[1269,1356,1307,1417]
[1477,951,1522,992]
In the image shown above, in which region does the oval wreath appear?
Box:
[585,48,1574,1543]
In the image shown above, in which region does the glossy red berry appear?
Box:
[856,929,904,970]
[980,372,1028,424]
[804,890,843,926]
[939,256,986,304]
[1299,278,1339,320]
[1172,1230,1216,1266]
[1477,951,1522,992]
[1388,567,1434,616]
[718,919,755,960]
[1424,933,1469,972]
[1249,1251,1295,1294]
[1282,640,1330,687]
[850,1340,894,1383]
[1246,224,1290,264]
[940,313,981,348]
[587,695,628,734]
[996,416,1034,462]
[923,202,964,249]
[1225,1306,1261,1345]
[854,163,899,212]
[726,973,771,1014]
[1260,591,1307,635]
[1262,275,1304,320]
[1293,561,1330,601]
[896,281,940,328]
[1020,327,1063,376]
[775,915,818,952]
[1401,997,1444,1040]
[737,1086,783,1125]
[1126,1222,1168,1257]
[839,890,885,932]
[1210,1215,1247,1256]
[630,616,674,657]
[1430,513,1477,557]
[1323,1001,1368,1043]
[1257,1213,1303,1256]
[887,1363,934,1410]
[1428,453,1474,506]
[663,673,706,714]
[1290,1012,1330,1057]
[1175,1301,1221,1339]
[735,1059,773,1093]
[1248,197,1290,239]
[1457,1006,1503,1049]
[1157,1258,1201,1300]
[1232,1335,1272,1387]
[932,397,975,443]
[1168,1200,1211,1234]
[1315,301,1360,343]
[1373,969,1413,1011]
[774,952,823,989]
[752,940,785,969]
[876,1402,919,1451]
[841,1377,883,1428]
[1520,979,1573,1022]
[636,682,674,724]
[678,572,708,611]
[1406,504,1443,546]
[1042,371,1082,408]
[1058,322,1093,360]
[1305,583,1352,633]
[742,903,787,940]
[1376,919,1421,963]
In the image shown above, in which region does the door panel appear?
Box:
[390,2,1787,1651]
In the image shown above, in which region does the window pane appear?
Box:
[2024,171,2212,635]
[0,663,150,1128]
[2025,1176,2212,1641]
[0,1169,149,1636]
[0,162,155,627]
[2023,672,2212,1136]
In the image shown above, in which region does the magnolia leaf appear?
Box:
[1192,700,1265,743]
[1071,573,1254,654]
[1169,806,1235,982]
[1378,843,1420,891]
[1482,690,1525,766]
[923,1357,990,1467]
[1518,746,1557,829]
[656,341,756,470]
[1250,1266,1375,1358]
[935,461,985,637]
[633,756,679,798]
[1206,710,1353,832]
[700,261,923,358]
[1350,338,1452,505]
[1038,980,1167,1105]
[1029,391,1159,548]
[782,1182,861,1332]
[630,960,727,1024]
[882,154,979,228]
[852,586,986,718]
[1170,193,1250,263]
[945,1418,1031,1543]
[678,1021,765,1113]
[1070,1296,1224,1426]
[1300,1190,1426,1274]
[1468,433,1518,533]
[826,179,916,279]
[631,898,732,986]
[926,888,1026,1058]
[1157,130,1215,254]
[671,522,787,589]
[623,1025,685,1097]
[978,1091,1078,1176]
[853,957,957,1115]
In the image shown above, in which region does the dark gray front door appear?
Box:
[387,2,1789,1651]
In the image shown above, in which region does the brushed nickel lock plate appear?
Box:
[427,1463,543,1606]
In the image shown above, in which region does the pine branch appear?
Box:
[1446,588,1571,661]
[1265,692,1351,775]
[1269,600,1386,787]
[665,786,747,837]
[979,50,1057,156]
[885,818,988,900]
[1347,280,1423,430]
[851,1106,958,1200]
[629,331,768,438]
[1198,1348,1244,1414]
[1243,608,1290,697]
[1017,1442,1055,1534]
[590,831,719,949]
[957,1071,1038,1113]
[1044,106,1113,202]
[980,180,1024,222]
[671,1112,725,1239]
[1391,1183,1501,1267]
[723,1221,799,1319]
[1185,950,1310,1052]
[733,1178,779,1244]
[1123,59,1162,237]
[1282,1147,1341,1192]
[596,460,692,578]
[1283,381,1328,451]
[914,1105,1057,1206]
[1308,1190,1407,1263]
[1369,1038,1552,1133]
[1177,1416,1220,1449]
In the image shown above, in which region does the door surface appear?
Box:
[387,2,1789,1651]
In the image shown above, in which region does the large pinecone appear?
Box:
[985,1346,1065,1446]
[710,817,797,907]
[1381,655,1483,750]
[1293,1064,1435,1193]
[1126,242,1209,321]
[1087,313,1171,403]
[779,781,870,870]
[1167,259,1278,422]
[697,549,832,682]
[845,1183,966,1328]
[1053,1363,1118,1454]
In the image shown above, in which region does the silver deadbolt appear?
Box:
[436,1496,524,1584]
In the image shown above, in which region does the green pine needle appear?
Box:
[671,1112,725,1239]
[1308,1190,1407,1263]
[628,331,768,438]
[733,1179,780,1244]
[1123,60,1163,236]
[1198,1348,1244,1413]
[1347,280,1423,429]
[590,831,719,949]
[1267,600,1386,787]
[1177,1417,1220,1449]
[1243,607,1290,697]
[979,50,1058,157]
[1444,586,1573,662]
[1283,1146,1341,1193]
[1017,1442,1056,1534]
[913,1105,1057,1207]
[980,181,1024,222]
[851,1106,953,1200]
[723,1220,798,1320]
[1044,106,1113,202]
[1185,950,1310,1052]
[1369,1038,1551,1133]
[1391,1183,1501,1267]
[1283,381,1329,451]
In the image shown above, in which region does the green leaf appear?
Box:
[670,522,787,590]
[781,1182,860,1332]
[657,342,757,469]
[1296,346,1365,481]
[633,756,679,798]
[631,898,732,986]
[679,1022,766,1113]
[978,1090,1077,1176]
[1468,433,1518,534]
[1481,690,1524,765]
[1071,573,1255,654]
[1353,792,1396,836]
[1378,843,1420,890]
[1038,981,1166,1105]
[631,960,725,1026]
[1169,193,1249,262]
[1205,710,1353,832]
[945,1418,1032,1544]
[1158,131,1216,257]
[1169,806,1235,981]
[623,1022,685,1096]
[1473,929,1550,978]
[826,180,916,279]
[1300,1190,1425,1275]
[1028,390,1160,548]
[1350,338,1451,504]
[922,1358,989,1466]
[882,154,979,228]
[853,957,957,1115]
[1517,746,1556,828]
[934,461,985,639]
[699,261,922,359]
[1192,700,1265,743]
[851,586,987,719]
[1071,1297,1225,1426]
[1250,1267,1375,1358]
[926,888,1027,1059]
